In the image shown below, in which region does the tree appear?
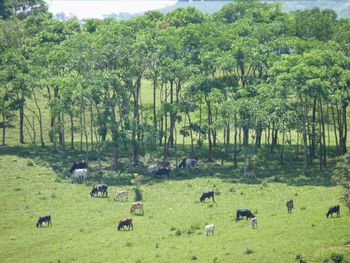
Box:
[0,0,48,20]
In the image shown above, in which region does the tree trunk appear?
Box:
[32,88,44,146]
[206,96,213,162]
[310,98,317,159]
[2,113,6,145]
[280,131,285,165]
[70,113,74,150]
[302,95,309,170]
[90,101,94,152]
[153,75,157,130]
[319,98,326,167]
[331,105,339,154]
[233,113,237,169]
[340,100,347,154]
[169,79,174,147]
[19,94,24,144]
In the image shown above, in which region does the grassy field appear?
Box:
[1,150,349,263]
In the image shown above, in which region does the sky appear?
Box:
[46,0,178,19]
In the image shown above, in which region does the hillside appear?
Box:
[104,0,350,20]
[160,0,350,18]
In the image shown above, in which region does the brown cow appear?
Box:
[130,202,144,215]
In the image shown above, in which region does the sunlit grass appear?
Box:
[0,154,349,263]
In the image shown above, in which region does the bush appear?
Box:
[134,187,143,202]
[175,229,182,236]
[26,160,34,166]
[330,252,344,263]
[244,248,254,254]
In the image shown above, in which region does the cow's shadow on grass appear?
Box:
[0,144,337,187]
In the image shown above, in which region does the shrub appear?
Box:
[175,229,182,236]
[244,248,254,254]
[126,242,133,247]
[26,160,34,166]
[134,187,143,202]
[191,255,197,260]
[330,252,344,263]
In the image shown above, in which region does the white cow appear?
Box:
[72,168,88,181]
[204,224,215,235]
[114,190,129,201]
[178,157,198,170]
[251,217,257,229]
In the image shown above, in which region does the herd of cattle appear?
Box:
[36,159,342,252]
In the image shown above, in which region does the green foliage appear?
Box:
[330,252,344,263]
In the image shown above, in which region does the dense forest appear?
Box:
[0,0,349,174]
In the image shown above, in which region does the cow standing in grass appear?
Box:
[117,218,133,231]
[251,217,257,229]
[326,205,340,218]
[286,199,294,213]
[130,202,144,215]
[36,215,52,227]
[89,184,108,197]
[204,224,215,235]
[148,162,171,178]
[200,191,215,202]
[72,168,88,181]
[178,157,198,171]
[114,190,128,201]
[236,209,255,221]
[70,161,88,173]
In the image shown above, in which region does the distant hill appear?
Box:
[156,0,350,18]
[57,0,350,20]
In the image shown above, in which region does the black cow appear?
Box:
[155,167,170,177]
[200,191,215,202]
[236,209,255,221]
[89,184,108,197]
[36,215,52,227]
[148,162,171,178]
[117,218,133,231]
[326,205,340,218]
[70,161,88,173]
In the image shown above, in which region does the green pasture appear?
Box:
[0,151,349,263]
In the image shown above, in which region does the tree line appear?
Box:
[0,0,349,172]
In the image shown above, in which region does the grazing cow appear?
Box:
[200,191,215,202]
[245,169,256,177]
[114,190,128,201]
[178,157,198,170]
[72,168,88,181]
[70,161,88,173]
[89,184,108,197]
[236,209,255,221]
[148,162,170,178]
[251,217,257,229]
[204,224,215,235]
[117,218,133,231]
[326,205,340,218]
[36,215,52,227]
[286,199,294,213]
[130,202,144,215]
